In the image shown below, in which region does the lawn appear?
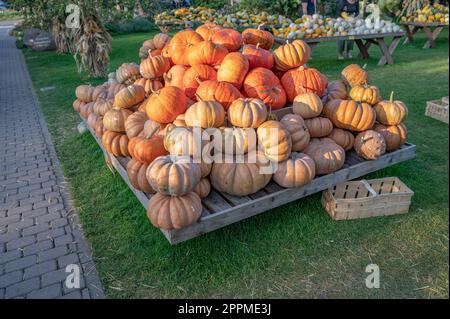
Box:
[23,29,449,299]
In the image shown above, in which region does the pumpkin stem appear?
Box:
[258,23,265,30]
[362,63,367,70]
[194,76,202,85]
[256,43,260,49]
[389,91,394,103]
[194,93,203,101]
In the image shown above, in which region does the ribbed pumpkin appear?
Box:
[125,112,163,138]
[145,86,188,124]
[242,25,274,50]
[126,159,155,194]
[79,102,94,119]
[243,67,286,110]
[210,152,272,196]
[146,155,201,196]
[274,152,316,188]
[200,161,212,178]
[128,135,168,165]
[281,66,328,102]
[107,83,126,99]
[327,128,355,151]
[185,98,225,128]
[217,52,249,90]
[167,30,203,65]
[164,126,204,157]
[257,120,292,162]
[193,178,211,198]
[92,85,108,102]
[147,192,202,230]
[305,117,333,138]
[102,131,130,157]
[134,78,163,96]
[196,80,243,110]
[211,28,243,52]
[183,64,217,99]
[273,40,311,72]
[196,23,222,40]
[187,40,228,66]
[374,92,408,125]
[227,98,268,128]
[153,33,172,49]
[322,80,348,104]
[293,92,323,119]
[341,64,368,87]
[94,119,106,138]
[116,63,141,85]
[173,114,187,127]
[93,99,113,116]
[303,138,345,175]
[113,85,146,109]
[280,114,310,152]
[215,127,256,155]
[87,113,101,128]
[73,99,85,113]
[323,99,376,132]
[354,130,386,160]
[75,85,95,103]
[164,65,188,89]
[242,44,274,70]
[103,108,133,132]
[373,123,407,151]
[140,55,170,80]
[349,84,381,105]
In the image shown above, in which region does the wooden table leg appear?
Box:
[378,36,402,66]
[423,26,443,49]
[356,39,370,59]
[402,25,420,44]
[376,38,394,66]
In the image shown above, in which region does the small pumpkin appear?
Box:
[280,114,310,152]
[242,24,274,50]
[185,98,225,128]
[128,135,168,164]
[167,30,203,65]
[293,93,323,119]
[92,85,108,102]
[183,64,217,99]
[102,131,130,157]
[195,80,243,110]
[79,102,94,119]
[274,152,316,188]
[147,192,202,230]
[193,178,211,198]
[75,85,95,103]
[163,65,188,89]
[322,80,348,104]
[374,92,408,125]
[196,23,222,41]
[354,130,386,160]
[152,33,171,49]
[227,98,268,128]
[116,63,141,85]
[373,123,407,151]
[257,120,292,162]
[243,67,286,110]
[305,117,333,138]
[145,86,188,124]
[173,114,187,127]
[113,85,146,109]
[323,99,376,132]
[303,138,345,175]
[93,99,113,116]
[242,43,274,70]
[281,66,328,102]
[140,55,170,80]
[107,83,126,99]
[73,99,85,113]
[217,52,249,90]
[349,84,381,105]
[327,128,355,151]
[273,39,311,72]
[134,78,163,96]
[146,155,201,196]
[211,28,243,52]
[341,64,368,87]
[200,161,212,178]
[126,159,155,193]
[94,118,106,138]
[87,113,101,128]
[103,108,133,132]
[187,40,228,66]
[215,127,256,155]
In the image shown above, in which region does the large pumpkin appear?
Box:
[196,23,222,41]
[167,30,203,65]
[102,131,130,157]
[185,99,225,128]
[93,99,113,116]
[327,128,355,151]
[273,40,311,72]
[305,117,333,138]
[280,114,310,152]
[281,66,328,102]
[374,92,408,125]
[323,99,376,132]
[373,123,407,151]
[273,152,316,188]
[183,64,217,99]
[113,85,146,109]
[354,130,386,160]
[217,52,249,90]
[242,25,274,50]
[103,108,133,132]
[257,120,292,162]
[227,98,268,128]
[293,92,323,119]
[243,67,286,110]
[322,80,348,104]
[211,28,243,52]
[140,55,170,80]
[128,135,168,164]
[242,44,274,70]
[126,159,155,194]
[75,85,95,103]
[303,138,345,175]
[145,86,188,124]
[134,78,163,97]
[146,155,201,196]
[196,80,243,110]
[349,84,381,105]
[341,64,368,87]
[116,63,141,85]
[163,65,188,89]
[187,40,228,66]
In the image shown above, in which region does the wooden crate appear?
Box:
[321,177,413,220]
[425,98,449,124]
[81,110,416,244]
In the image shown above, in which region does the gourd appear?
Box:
[293,93,323,119]
[103,108,133,132]
[227,98,268,128]
[373,123,407,151]
[354,130,386,160]
[126,159,155,194]
[374,92,408,125]
[73,99,85,113]
[101,131,130,157]
[79,102,94,119]
[327,128,355,151]
[280,114,310,152]
[273,152,316,188]
[305,117,333,138]
[303,138,345,175]
[257,120,292,162]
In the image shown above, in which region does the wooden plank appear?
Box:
[378,36,401,66]
[376,38,394,65]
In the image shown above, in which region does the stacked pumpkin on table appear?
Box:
[72,25,408,232]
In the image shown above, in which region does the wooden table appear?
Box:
[401,22,448,48]
[275,32,405,66]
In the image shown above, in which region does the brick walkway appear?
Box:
[0,24,104,299]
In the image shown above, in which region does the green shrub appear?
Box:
[192,0,229,10]
[105,18,155,34]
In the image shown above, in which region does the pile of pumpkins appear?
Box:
[72,24,408,232]
[400,3,449,24]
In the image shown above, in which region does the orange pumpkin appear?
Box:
[187,40,228,66]
[281,66,328,102]
[242,44,274,70]
[126,159,155,194]
[163,65,188,89]
[113,85,146,109]
[273,40,311,72]
[211,28,243,52]
[374,92,408,125]
[134,78,163,97]
[323,99,376,132]
[196,23,222,40]
[102,131,130,157]
[140,55,170,80]
[341,64,368,87]
[145,86,188,124]
[167,30,203,65]
[243,67,287,110]
[195,80,243,110]
[242,24,274,50]
[304,117,333,138]
[280,114,310,152]
[217,52,249,90]
[349,84,381,105]
[373,123,407,151]
[327,128,355,151]
[183,64,217,99]
[128,135,168,164]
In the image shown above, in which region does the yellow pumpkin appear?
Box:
[323,99,376,132]
[349,84,381,105]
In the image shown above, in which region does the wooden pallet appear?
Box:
[425,97,449,124]
[81,112,416,245]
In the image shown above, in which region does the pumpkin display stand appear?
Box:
[321,177,413,221]
[425,97,449,124]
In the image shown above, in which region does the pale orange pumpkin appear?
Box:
[280,114,310,152]
[373,123,407,151]
[273,152,316,188]
[113,85,146,109]
[215,127,256,155]
[323,99,376,132]
[281,66,328,102]
[73,99,85,113]
[183,64,217,99]
[193,178,211,198]
[293,93,323,119]
[93,99,113,116]
[354,130,386,160]
[134,78,163,96]
[185,98,225,128]
[273,40,311,72]
[217,52,249,90]
[164,126,204,157]
[163,65,188,89]
[126,159,155,194]
[75,85,95,103]
[303,138,345,175]
[116,63,141,84]
[211,28,243,52]
[103,108,133,132]
[195,80,243,110]
[145,86,188,124]
[322,80,348,104]
[305,117,333,138]
[227,98,268,128]
[140,55,170,80]
[257,120,292,162]
[327,128,355,151]
[107,83,126,99]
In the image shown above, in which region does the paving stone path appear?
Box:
[0,24,104,299]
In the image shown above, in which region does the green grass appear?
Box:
[23,30,449,299]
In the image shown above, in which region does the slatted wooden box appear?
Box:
[322,177,413,220]
[425,97,449,124]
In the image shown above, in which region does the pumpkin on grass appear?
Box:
[113,85,145,109]
[243,67,286,110]
[281,66,328,102]
[327,128,355,151]
[102,131,130,157]
[257,120,292,162]
[167,30,203,65]
[349,84,381,105]
[280,114,310,152]
[373,123,407,151]
[242,25,274,50]
[374,92,408,125]
[126,159,155,194]
[146,155,201,196]
[293,92,323,119]
[274,152,316,188]
[183,64,217,99]
[193,178,211,198]
[341,64,368,87]
[146,86,188,124]
[187,40,228,66]
[305,117,333,138]
[273,39,311,72]
[354,130,386,160]
[242,44,274,70]
[185,97,225,128]
[227,98,267,128]
[103,108,133,132]
[140,55,170,80]
[323,99,376,132]
[303,138,345,175]
[195,80,243,110]
[147,192,202,230]
[217,52,249,90]
[212,28,243,52]
[128,135,167,165]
